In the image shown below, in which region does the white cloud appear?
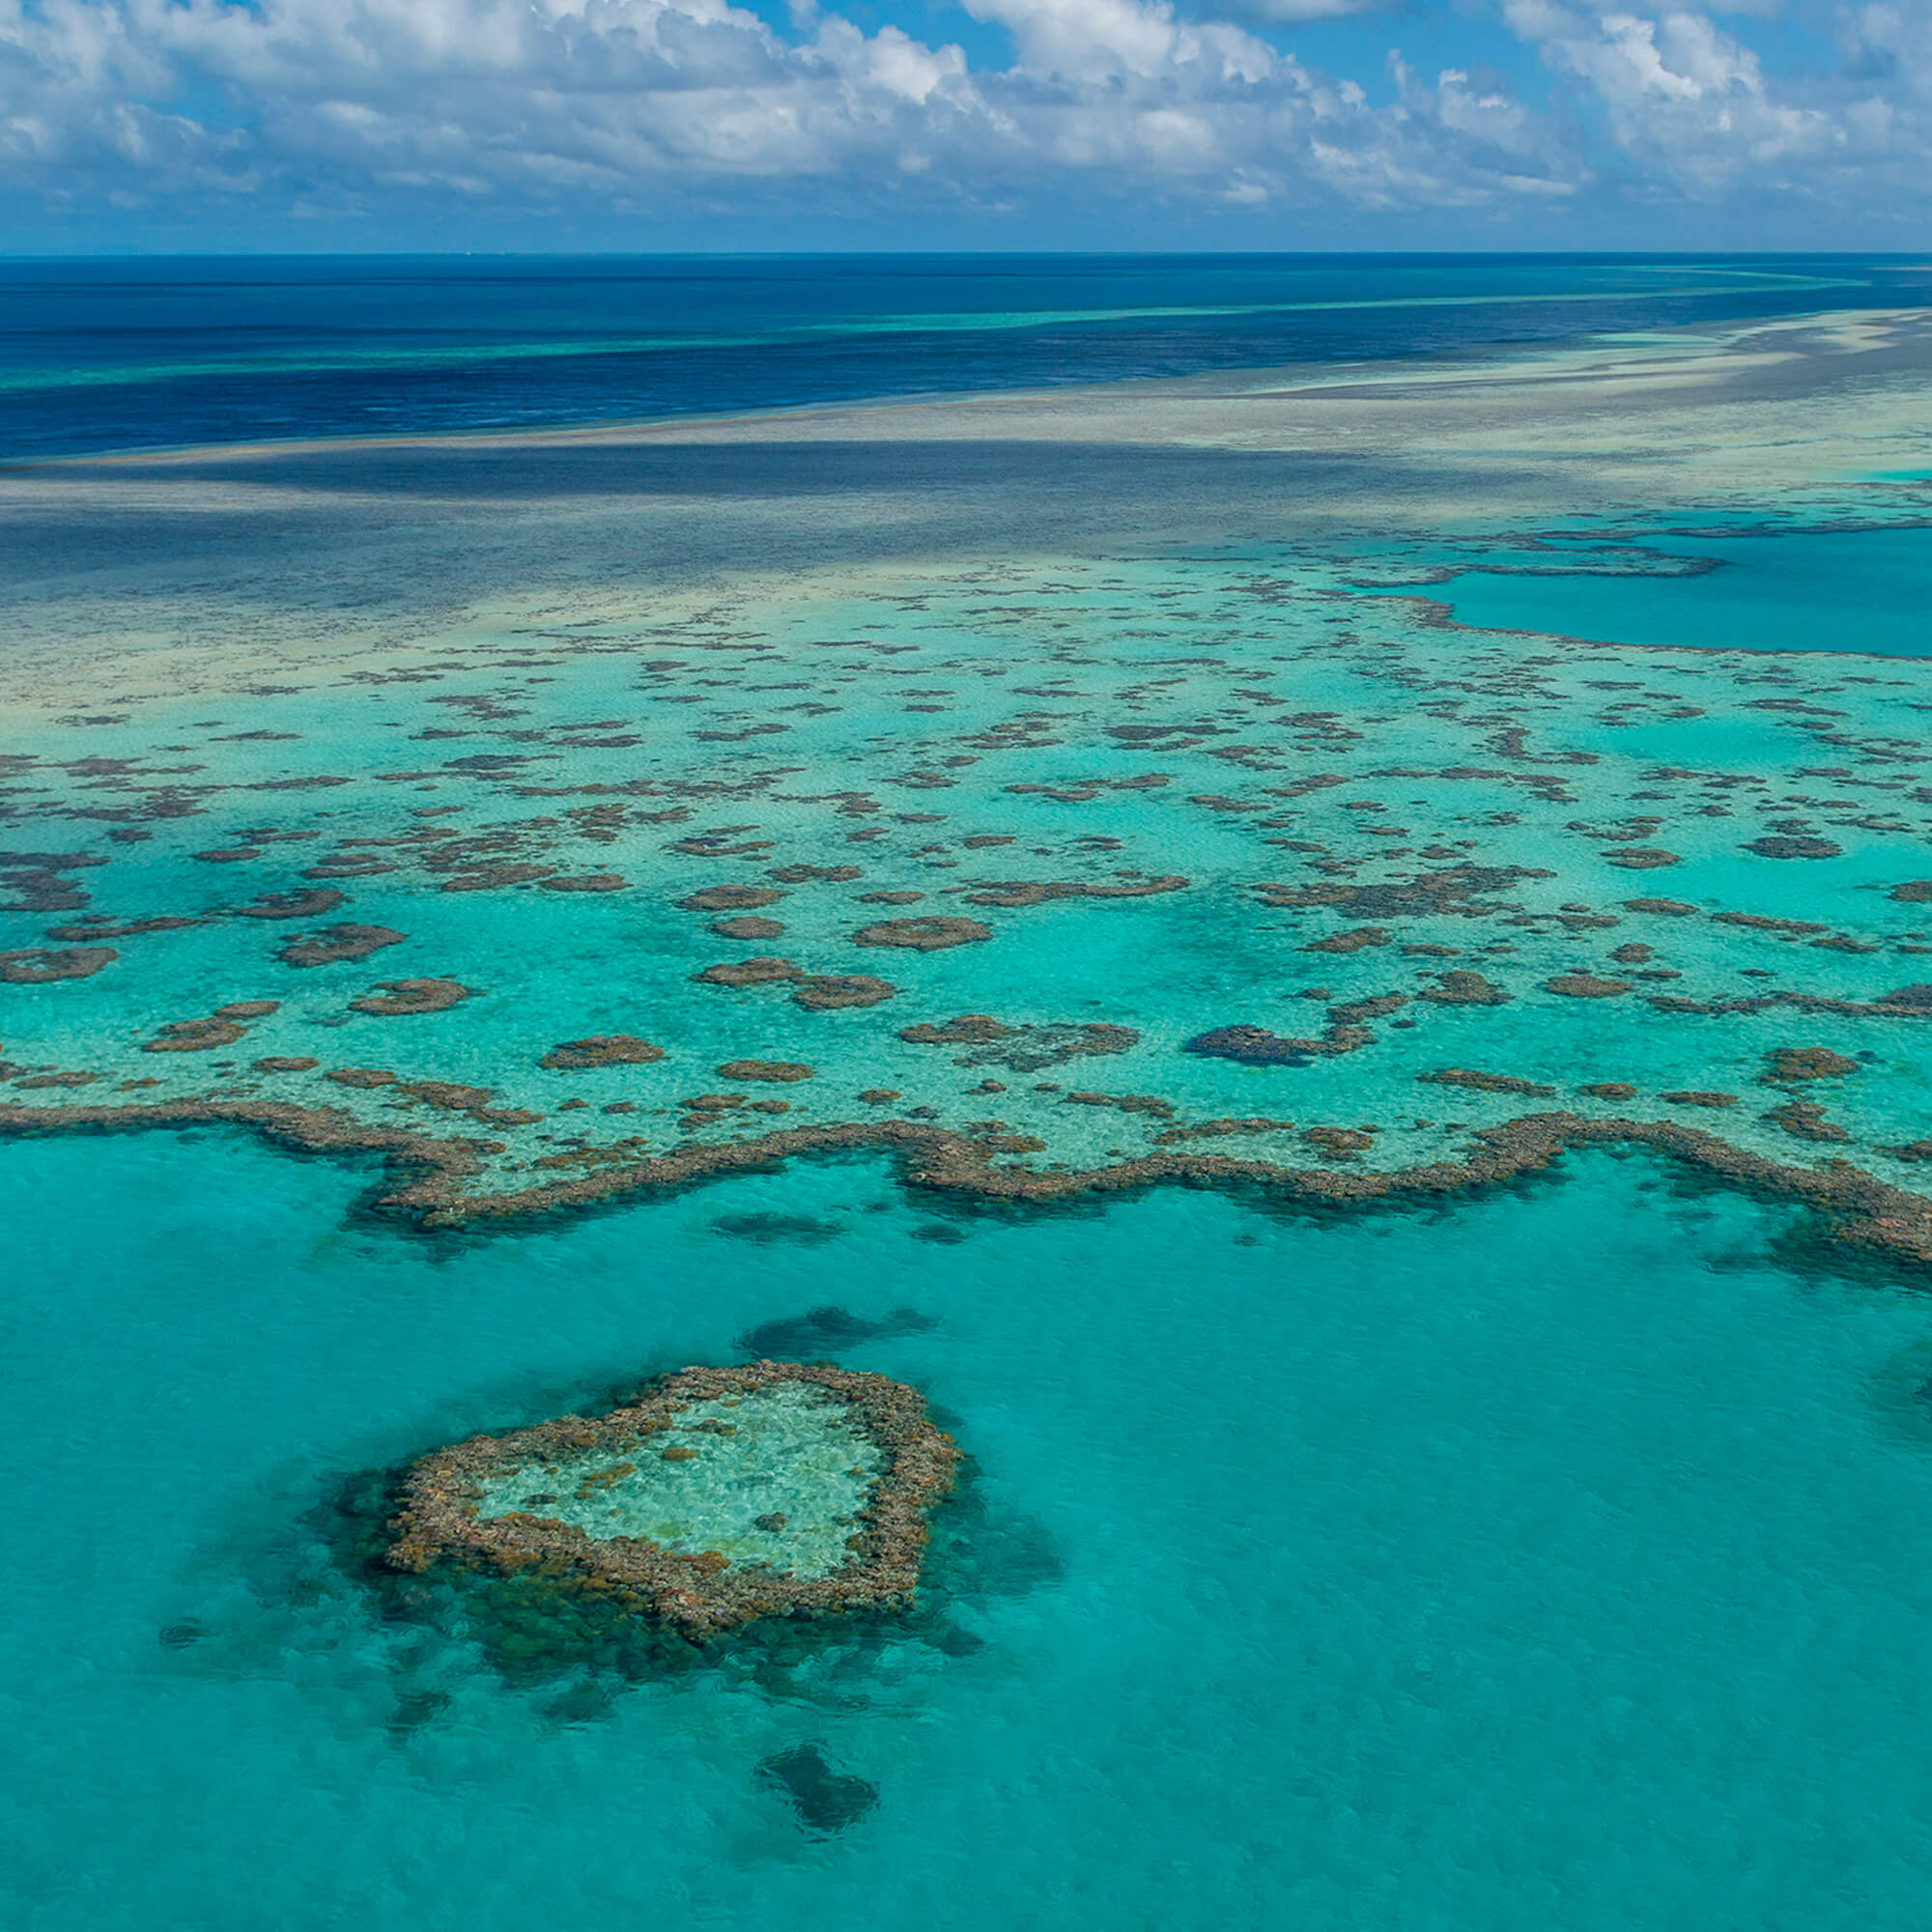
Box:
[1509,0,1931,205]
[1,0,1929,228]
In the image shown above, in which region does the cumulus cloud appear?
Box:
[0,0,1928,230]
[1509,0,1932,210]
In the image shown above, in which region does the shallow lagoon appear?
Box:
[1434,523,1932,659]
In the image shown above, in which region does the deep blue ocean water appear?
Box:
[0,253,1925,460]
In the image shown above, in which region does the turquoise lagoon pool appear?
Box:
[1431,523,1932,659]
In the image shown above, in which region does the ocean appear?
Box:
[7,256,1932,1930]
[0,252,1922,459]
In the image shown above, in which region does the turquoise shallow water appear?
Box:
[1434,525,1932,658]
[11,1128,1932,1928]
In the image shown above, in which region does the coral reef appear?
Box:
[852,918,992,951]
[350,978,472,1016]
[540,1035,667,1070]
[794,975,896,1010]
[387,1361,959,1634]
[278,925,407,968]
[0,947,115,982]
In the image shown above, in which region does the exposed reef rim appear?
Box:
[5,1095,1931,1271]
[387,1359,958,1634]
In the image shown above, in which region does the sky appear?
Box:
[1,0,1930,251]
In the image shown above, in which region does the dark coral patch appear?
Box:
[676,886,785,913]
[1417,1068,1554,1096]
[694,956,803,988]
[0,947,116,983]
[1763,1047,1860,1083]
[960,876,1184,908]
[278,924,406,968]
[716,1060,813,1082]
[45,917,198,941]
[853,917,992,951]
[795,975,896,1010]
[351,978,472,1017]
[756,1746,879,1836]
[142,1016,247,1053]
[898,1015,1010,1046]
[1418,971,1510,1006]
[711,917,784,940]
[1183,1026,1313,1067]
[1744,836,1840,860]
[234,889,348,921]
[541,1035,667,1070]
[1544,975,1631,999]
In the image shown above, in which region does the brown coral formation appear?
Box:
[794,975,896,1010]
[278,924,406,968]
[694,956,801,987]
[385,1361,959,1635]
[14,1095,1932,1278]
[1745,836,1840,860]
[540,1035,667,1070]
[897,1014,1137,1070]
[898,1014,1009,1046]
[853,917,993,951]
[234,889,348,921]
[676,886,785,913]
[712,918,784,940]
[717,1060,813,1083]
[959,875,1185,907]
[1302,927,1390,953]
[1763,1047,1860,1083]
[1417,971,1510,1006]
[1252,864,1553,919]
[1417,1068,1554,1096]
[351,978,472,1016]
[1763,1100,1851,1143]
[0,948,116,982]
[1544,975,1631,1000]
[142,1015,247,1052]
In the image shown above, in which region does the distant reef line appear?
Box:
[4,1094,1930,1272]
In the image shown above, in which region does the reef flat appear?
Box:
[388,1362,958,1633]
[7,309,1932,1259]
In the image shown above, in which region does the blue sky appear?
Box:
[2,0,1929,250]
